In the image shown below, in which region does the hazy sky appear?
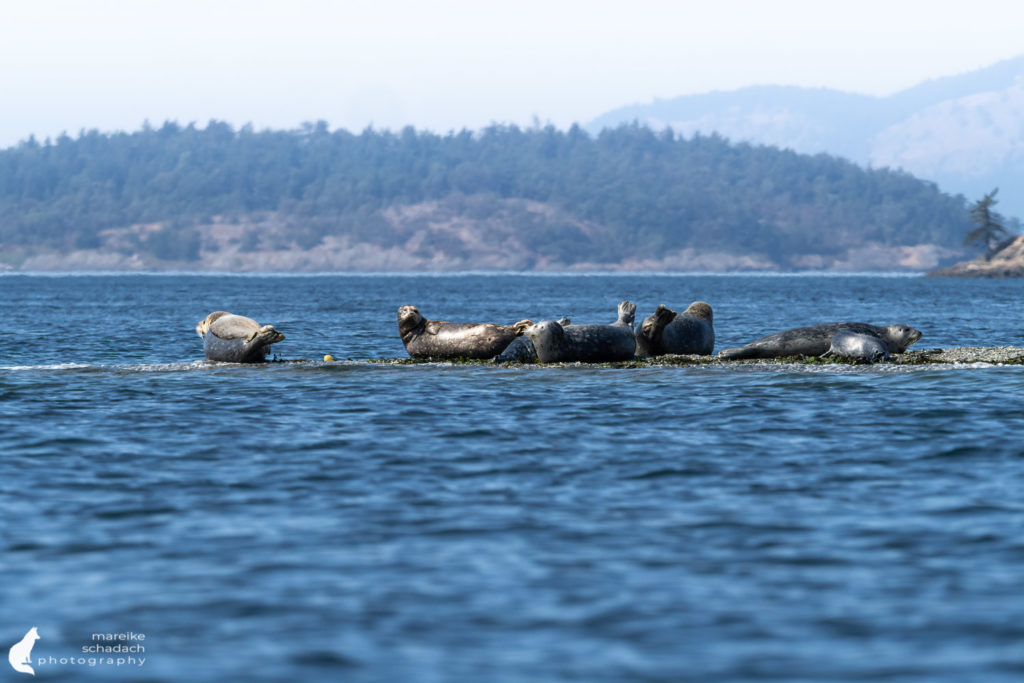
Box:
[2,0,1022,147]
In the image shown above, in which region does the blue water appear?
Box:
[2,273,1022,682]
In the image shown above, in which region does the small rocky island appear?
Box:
[928,234,1024,277]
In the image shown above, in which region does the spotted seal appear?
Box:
[196,311,285,363]
[493,317,571,363]
[718,322,921,360]
[398,305,533,359]
[635,302,715,357]
[525,301,636,363]
[823,329,890,363]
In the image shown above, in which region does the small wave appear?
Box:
[290,650,362,668]
[111,360,211,373]
[1,362,94,371]
[2,360,211,373]
[0,359,378,374]
[625,467,716,479]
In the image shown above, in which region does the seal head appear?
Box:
[397,305,427,346]
[882,324,922,353]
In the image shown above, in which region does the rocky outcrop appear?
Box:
[927,234,1024,277]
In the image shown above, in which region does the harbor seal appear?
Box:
[196,311,285,363]
[526,301,637,363]
[493,317,571,363]
[824,330,890,363]
[398,305,533,359]
[635,302,715,357]
[718,322,921,360]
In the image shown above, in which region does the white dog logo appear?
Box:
[8,627,39,675]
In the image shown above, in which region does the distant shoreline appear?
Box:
[0,269,929,278]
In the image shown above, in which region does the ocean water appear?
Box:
[1,273,1022,682]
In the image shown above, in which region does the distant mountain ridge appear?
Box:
[588,56,1024,217]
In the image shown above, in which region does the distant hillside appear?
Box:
[0,122,971,272]
[589,56,1024,218]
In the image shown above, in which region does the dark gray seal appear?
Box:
[718,322,921,360]
[824,330,890,363]
[493,317,570,363]
[635,302,715,357]
[196,311,285,363]
[398,305,532,359]
[525,302,636,363]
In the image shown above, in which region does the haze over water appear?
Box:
[2,273,1022,681]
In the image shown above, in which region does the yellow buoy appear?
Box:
[323,354,335,362]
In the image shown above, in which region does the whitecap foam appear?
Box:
[2,360,213,373]
[1,362,95,371]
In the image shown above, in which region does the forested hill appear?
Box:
[0,121,972,271]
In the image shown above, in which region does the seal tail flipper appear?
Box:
[616,301,637,328]
[247,325,285,345]
[512,319,534,336]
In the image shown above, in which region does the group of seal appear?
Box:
[396,300,716,363]
[396,302,920,365]
[194,302,921,366]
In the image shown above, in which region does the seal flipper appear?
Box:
[820,331,844,359]
[512,319,534,336]
[718,346,754,360]
[248,324,285,346]
[493,335,535,363]
[615,301,637,329]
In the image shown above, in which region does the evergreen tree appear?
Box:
[964,188,1010,258]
